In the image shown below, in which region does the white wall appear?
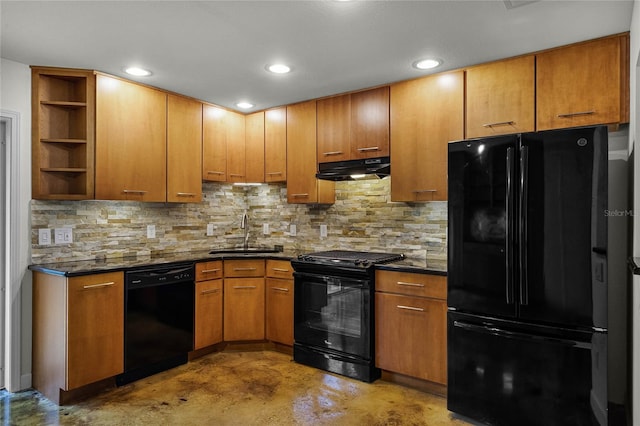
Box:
[0,58,33,390]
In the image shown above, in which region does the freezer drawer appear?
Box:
[447,311,608,426]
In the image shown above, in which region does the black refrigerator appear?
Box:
[447,126,609,426]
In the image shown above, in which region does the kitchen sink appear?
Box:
[208,246,283,255]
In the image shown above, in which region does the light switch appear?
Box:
[263,223,270,235]
[38,228,51,245]
[320,224,327,238]
[147,224,156,239]
[207,223,215,236]
[54,228,72,244]
[290,224,297,237]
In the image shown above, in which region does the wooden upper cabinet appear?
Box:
[202,105,228,182]
[317,94,351,162]
[264,107,287,182]
[390,71,464,202]
[316,86,390,163]
[226,110,247,183]
[96,75,167,202]
[537,34,629,130]
[350,86,390,158]
[167,95,202,203]
[245,111,265,183]
[466,56,535,138]
[286,101,335,204]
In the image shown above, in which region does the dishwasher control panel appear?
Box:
[126,263,195,287]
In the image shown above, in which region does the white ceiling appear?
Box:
[0,1,634,113]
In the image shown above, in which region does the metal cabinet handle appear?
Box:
[291,193,309,198]
[176,192,197,197]
[200,288,220,295]
[323,151,343,156]
[229,174,244,177]
[397,305,425,312]
[122,190,147,194]
[482,121,515,128]
[83,281,115,290]
[201,268,221,273]
[233,267,257,271]
[557,110,595,118]
[266,172,283,175]
[206,171,224,175]
[412,189,437,193]
[272,268,290,272]
[357,146,379,152]
[233,285,257,289]
[271,287,289,292]
[397,281,425,288]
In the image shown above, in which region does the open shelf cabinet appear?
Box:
[32,67,95,199]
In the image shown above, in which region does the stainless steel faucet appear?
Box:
[240,210,249,250]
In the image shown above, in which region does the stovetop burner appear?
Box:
[297,250,405,267]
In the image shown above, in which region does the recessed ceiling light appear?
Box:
[412,58,442,70]
[266,64,292,74]
[236,101,255,109]
[124,66,152,77]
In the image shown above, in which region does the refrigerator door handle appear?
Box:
[505,147,515,304]
[519,145,529,305]
[452,320,591,349]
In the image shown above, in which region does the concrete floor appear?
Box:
[0,350,471,425]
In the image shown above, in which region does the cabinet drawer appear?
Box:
[376,270,446,300]
[266,259,294,279]
[224,259,265,277]
[196,261,223,281]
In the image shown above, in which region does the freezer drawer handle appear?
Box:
[452,320,591,349]
[397,305,425,312]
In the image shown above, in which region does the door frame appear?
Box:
[1,110,23,391]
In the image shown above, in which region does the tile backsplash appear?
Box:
[31,178,447,270]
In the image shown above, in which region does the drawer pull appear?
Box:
[201,268,221,273]
[272,268,290,273]
[323,151,344,156]
[229,174,244,177]
[397,281,425,288]
[206,171,224,175]
[83,281,115,290]
[412,189,437,193]
[291,193,309,198]
[233,285,257,289]
[266,172,283,175]
[122,189,147,195]
[397,305,425,312]
[176,192,197,197]
[271,287,289,292]
[557,110,595,118]
[357,146,379,152]
[482,121,515,128]
[233,267,257,271]
[200,288,220,295]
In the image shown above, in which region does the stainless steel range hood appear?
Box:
[316,156,390,181]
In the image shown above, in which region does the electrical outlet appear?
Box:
[38,228,51,245]
[263,223,270,235]
[63,228,73,243]
[207,223,214,236]
[320,224,327,238]
[54,228,72,244]
[289,224,297,237]
[147,224,156,239]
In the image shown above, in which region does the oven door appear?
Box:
[294,270,371,359]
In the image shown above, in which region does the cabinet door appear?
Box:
[266,278,294,345]
[390,71,464,202]
[167,95,202,203]
[245,111,265,183]
[66,272,124,389]
[195,279,223,350]
[537,36,626,130]
[264,107,287,182]
[226,111,247,183]
[317,94,350,162]
[351,86,390,159]
[223,278,265,341]
[375,292,447,384]
[96,75,167,201]
[286,101,335,204]
[203,105,228,182]
[466,56,535,138]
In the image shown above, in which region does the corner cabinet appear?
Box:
[33,271,124,404]
[95,74,167,201]
[223,259,266,341]
[390,71,464,202]
[537,34,629,130]
[286,100,335,204]
[202,106,247,183]
[264,107,287,182]
[31,67,95,200]
[245,111,266,183]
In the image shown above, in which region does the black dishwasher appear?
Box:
[116,263,195,386]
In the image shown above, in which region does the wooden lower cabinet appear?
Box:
[33,271,124,403]
[223,277,265,341]
[194,279,223,350]
[266,278,294,345]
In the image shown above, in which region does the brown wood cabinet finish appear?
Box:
[95,74,167,201]
[537,35,628,130]
[266,259,294,280]
[202,105,229,182]
[286,101,335,204]
[224,259,265,278]
[196,260,223,281]
[350,86,390,158]
[245,111,266,183]
[264,107,287,182]
[266,278,294,346]
[167,94,202,203]
[466,55,535,138]
[223,277,265,341]
[376,270,447,300]
[226,110,248,183]
[195,279,223,350]
[390,71,464,202]
[317,94,351,162]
